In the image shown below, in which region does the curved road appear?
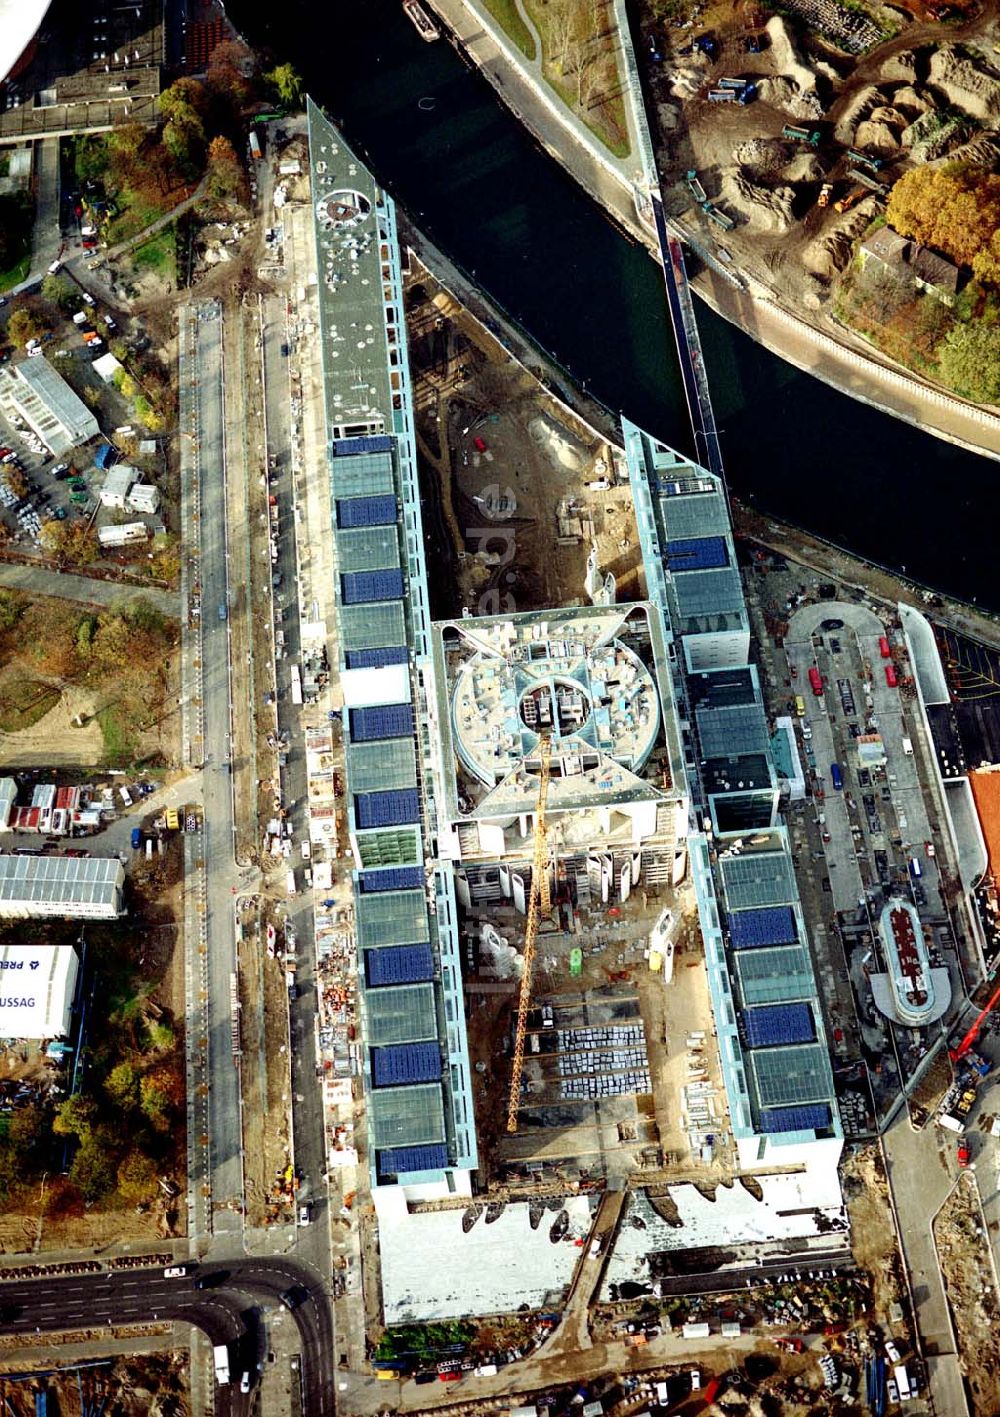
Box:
[0,1256,335,1416]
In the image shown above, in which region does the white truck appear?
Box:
[213,1344,230,1386]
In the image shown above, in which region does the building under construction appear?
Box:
[307,103,843,1237]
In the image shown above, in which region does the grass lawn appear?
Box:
[0,252,31,294]
[97,703,140,763]
[104,188,169,243]
[0,192,34,292]
[482,0,537,58]
[131,226,176,281]
[522,0,630,158]
[0,677,60,733]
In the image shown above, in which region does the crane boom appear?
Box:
[950,978,1000,1062]
[507,735,552,1134]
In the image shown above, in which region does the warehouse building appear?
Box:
[0,855,125,919]
[0,942,79,1037]
[0,357,100,456]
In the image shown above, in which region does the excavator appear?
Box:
[506,734,552,1135]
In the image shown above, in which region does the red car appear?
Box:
[473,436,487,453]
[957,1140,971,1168]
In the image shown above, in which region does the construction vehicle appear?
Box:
[847,147,883,172]
[506,734,552,1134]
[817,182,834,207]
[847,167,888,196]
[834,186,867,214]
[783,123,821,146]
[703,203,736,230]
[686,169,707,204]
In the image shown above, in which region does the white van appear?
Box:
[119,785,133,808]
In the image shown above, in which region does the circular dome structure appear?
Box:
[316,189,372,230]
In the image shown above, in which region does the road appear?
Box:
[883,1115,969,1415]
[0,1256,335,1417]
[178,300,243,1238]
[259,287,334,1294]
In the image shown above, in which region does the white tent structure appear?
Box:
[0,943,78,1037]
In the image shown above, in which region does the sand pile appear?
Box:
[528,416,585,471]
[928,44,1000,121]
[834,83,881,143]
[803,201,878,279]
[756,76,822,119]
[765,16,819,96]
[781,151,826,182]
[733,137,786,179]
[855,119,900,154]
[881,49,917,82]
[947,133,1000,167]
[902,109,970,163]
[721,169,795,233]
[892,84,932,116]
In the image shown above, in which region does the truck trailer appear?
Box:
[213,1344,230,1386]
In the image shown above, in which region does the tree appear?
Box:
[53,1093,97,1141]
[207,39,257,110]
[937,321,1000,404]
[159,78,207,126]
[107,121,147,186]
[0,591,24,632]
[105,1060,141,1111]
[887,163,1000,276]
[147,1021,176,1052]
[74,134,110,185]
[7,306,40,347]
[206,135,246,202]
[8,1104,44,1159]
[856,260,912,325]
[265,62,303,109]
[140,1063,184,1132]
[70,1134,117,1201]
[117,1150,159,1204]
[41,274,78,313]
[0,194,32,271]
[39,522,98,566]
[163,115,205,180]
[2,467,28,500]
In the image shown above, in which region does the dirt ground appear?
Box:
[0,1205,167,1257]
[0,684,104,767]
[648,0,1000,326]
[842,1144,905,1322]
[239,902,294,1228]
[406,260,638,619]
[462,882,742,1191]
[637,906,737,1178]
[934,1173,1000,1415]
[0,1343,188,1416]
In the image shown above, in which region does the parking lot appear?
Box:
[0,284,163,551]
[744,549,963,1126]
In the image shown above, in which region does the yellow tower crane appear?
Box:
[507,732,552,1134]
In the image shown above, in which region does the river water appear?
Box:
[229,0,996,607]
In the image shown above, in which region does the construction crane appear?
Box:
[507,733,552,1134]
[950,977,1000,1062]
